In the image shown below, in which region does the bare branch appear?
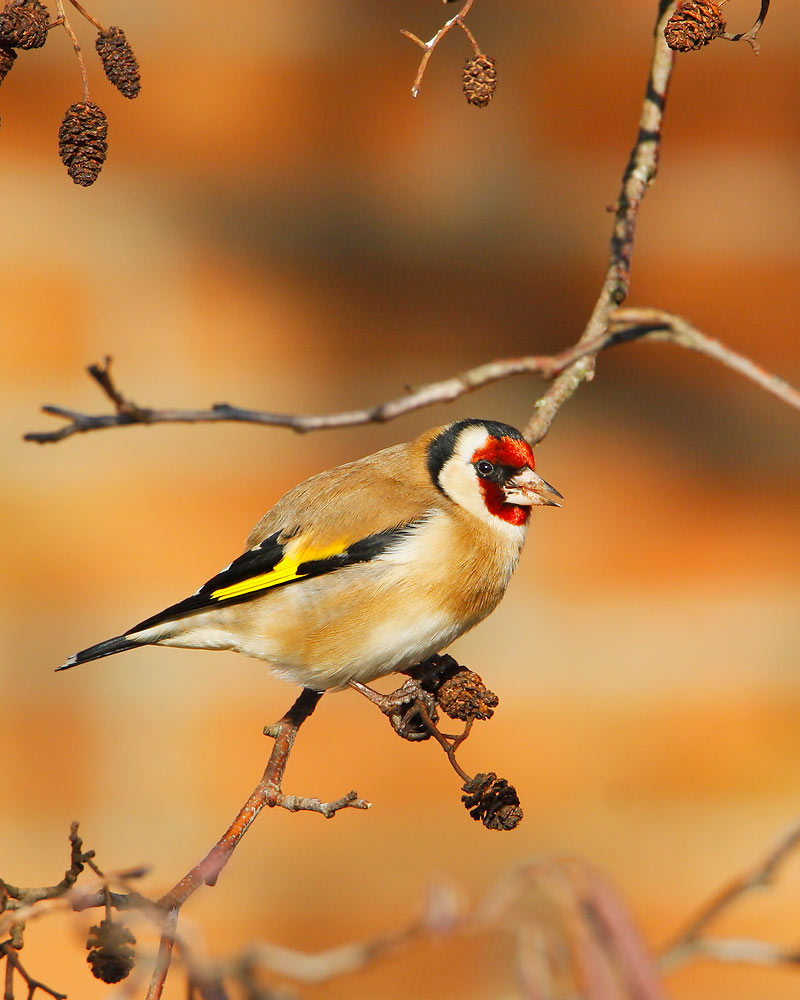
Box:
[145,689,367,1000]
[524,2,677,443]
[660,818,800,971]
[720,0,771,53]
[0,943,67,1000]
[401,0,479,98]
[1,822,90,909]
[610,307,800,411]
[664,935,800,969]
[53,0,89,102]
[25,307,800,445]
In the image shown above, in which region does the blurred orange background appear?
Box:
[2,0,800,997]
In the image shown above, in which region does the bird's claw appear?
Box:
[350,678,439,741]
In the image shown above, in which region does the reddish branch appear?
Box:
[144,688,368,1000]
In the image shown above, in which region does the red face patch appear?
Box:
[471,436,535,525]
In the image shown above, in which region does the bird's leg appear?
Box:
[261,687,324,805]
[349,678,438,741]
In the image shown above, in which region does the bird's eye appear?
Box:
[476,460,495,478]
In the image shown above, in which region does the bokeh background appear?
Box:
[2,0,799,996]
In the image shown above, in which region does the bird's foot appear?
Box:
[349,678,438,741]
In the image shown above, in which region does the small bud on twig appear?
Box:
[462,772,523,831]
[95,26,141,99]
[86,918,136,983]
[664,0,726,52]
[0,0,48,50]
[462,54,496,108]
[58,101,108,186]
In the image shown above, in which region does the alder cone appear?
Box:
[96,26,141,99]
[462,54,497,108]
[462,772,523,831]
[58,102,108,187]
[0,42,16,84]
[0,0,49,50]
[86,919,136,984]
[664,0,726,52]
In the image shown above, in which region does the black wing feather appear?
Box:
[126,524,415,635]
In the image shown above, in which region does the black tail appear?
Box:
[57,634,142,671]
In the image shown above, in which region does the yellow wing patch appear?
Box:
[210,538,346,602]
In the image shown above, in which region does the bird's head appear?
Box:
[426,419,562,528]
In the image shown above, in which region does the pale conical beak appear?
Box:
[504,467,563,507]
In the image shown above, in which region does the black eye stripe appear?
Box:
[475,462,519,484]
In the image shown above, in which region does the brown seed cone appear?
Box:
[664,0,726,52]
[461,772,523,831]
[437,668,499,722]
[0,0,49,50]
[86,918,136,984]
[0,42,16,84]
[58,101,108,187]
[96,25,140,99]
[462,54,497,108]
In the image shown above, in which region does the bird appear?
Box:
[59,418,561,691]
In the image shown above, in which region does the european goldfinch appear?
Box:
[59,419,560,690]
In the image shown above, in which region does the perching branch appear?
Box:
[145,688,369,1000]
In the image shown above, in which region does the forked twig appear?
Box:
[660,818,800,971]
[524,1,677,443]
[721,0,771,53]
[145,689,369,1000]
[24,309,800,445]
[401,0,479,97]
[0,943,67,1000]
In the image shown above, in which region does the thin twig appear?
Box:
[720,0,770,53]
[1,823,89,908]
[25,307,800,444]
[611,307,800,411]
[664,936,800,968]
[0,944,67,1000]
[524,1,677,443]
[146,690,367,999]
[401,0,476,98]
[660,818,800,971]
[54,0,89,102]
[65,0,106,33]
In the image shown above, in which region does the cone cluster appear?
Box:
[96,25,140,99]
[58,101,108,186]
[664,0,726,52]
[462,54,497,108]
[0,0,48,49]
